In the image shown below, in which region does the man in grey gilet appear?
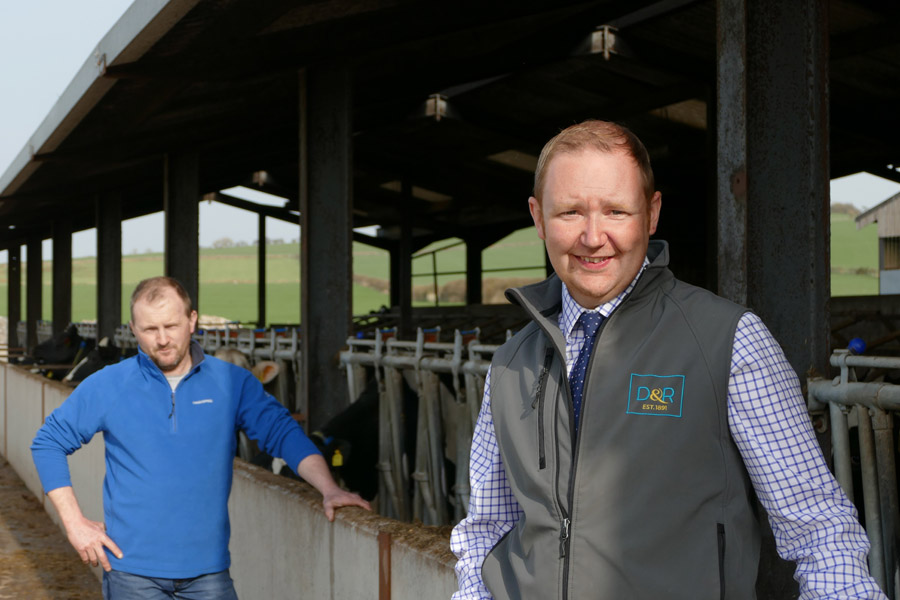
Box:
[450,120,885,599]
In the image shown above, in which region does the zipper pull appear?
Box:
[169,392,175,419]
[559,517,571,558]
[532,347,554,408]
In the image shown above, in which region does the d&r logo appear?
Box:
[626,374,685,418]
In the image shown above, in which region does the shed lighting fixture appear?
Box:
[591,25,618,60]
[425,94,447,121]
[252,170,269,186]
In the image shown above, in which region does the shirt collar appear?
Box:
[560,257,650,338]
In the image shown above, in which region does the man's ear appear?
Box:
[189,310,199,333]
[528,196,546,240]
[648,191,662,235]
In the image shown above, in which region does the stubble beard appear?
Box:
[153,347,185,373]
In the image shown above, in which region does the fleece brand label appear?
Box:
[626,374,685,418]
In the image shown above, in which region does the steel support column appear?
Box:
[390,234,414,338]
[746,0,830,377]
[716,0,747,305]
[25,235,42,351]
[52,220,72,336]
[164,152,200,309]
[97,194,122,338]
[391,193,414,338]
[300,65,352,428]
[716,1,831,597]
[389,239,409,314]
[466,240,483,305]
[258,215,266,327]
[7,246,21,348]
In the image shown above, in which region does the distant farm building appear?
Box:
[857,191,900,294]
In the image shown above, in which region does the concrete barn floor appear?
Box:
[0,456,100,599]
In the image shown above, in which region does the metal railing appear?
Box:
[14,320,55,348]
[808,350,900,598]
[340,326,505,525]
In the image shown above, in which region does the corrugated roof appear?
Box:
[856,191,900,236]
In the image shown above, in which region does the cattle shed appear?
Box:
[857,192,900,295]
[4,0,900,422]
[2,1,900,596]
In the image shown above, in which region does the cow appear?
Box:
[32,323,89,365]
[13,323,94,380]
[213,347,280,385]
[62,337,126,385]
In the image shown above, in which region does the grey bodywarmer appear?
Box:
[482,241,761,600]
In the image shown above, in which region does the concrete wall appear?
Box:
[0,363,458,598]
[0,363,5,457]
[41,379,107,528]
[0,366,107,518]
[5,366,46,497]
[229,462,457,600]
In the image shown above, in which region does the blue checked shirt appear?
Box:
[451,262,885,599]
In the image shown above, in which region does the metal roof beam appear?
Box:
[607,0,704,29]
[0,0,201,197]
[211,192,299,225]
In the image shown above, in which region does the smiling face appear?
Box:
[529,149,661,309]
[130,286,198,376]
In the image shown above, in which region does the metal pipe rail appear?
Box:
[114,324,139,350]
[340,331,497,377]
[809,380,900,412]
[191,327,303,414]
[74,322,98,340]
[15,320,54,348]
[808,349,900,597]
[830,353,900,372]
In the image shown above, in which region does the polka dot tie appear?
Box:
[571,311,603,431]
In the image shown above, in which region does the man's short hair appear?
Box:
[533,120,656,203]
[130,276,194,319]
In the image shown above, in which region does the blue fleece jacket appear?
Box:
[31,341,320,578]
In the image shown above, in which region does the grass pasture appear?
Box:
[0,216,881,323]
[831,213,879,296]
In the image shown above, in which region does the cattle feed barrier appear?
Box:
[0,362,458,598]
[808,350,900,599]
[15,320,55,348]
[340,327,502,525]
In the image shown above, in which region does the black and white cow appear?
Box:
[63,337,126,385]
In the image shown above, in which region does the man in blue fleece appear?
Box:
[31,276,370,599]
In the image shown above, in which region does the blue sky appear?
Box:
[1,1,898,259]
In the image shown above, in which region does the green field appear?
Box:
[831,213,878,296]
[0,230,544,324]
[0,216,879,323]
